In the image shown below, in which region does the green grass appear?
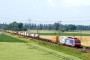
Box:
[0,42,69,60]
[39,33,90,36]
[0,43,67,60]
[0,34,82,60]
[4,33,90,60]
[28,39,90,60]
[27,30,90,33]
[0,34,25,42]
[27,30,90,36]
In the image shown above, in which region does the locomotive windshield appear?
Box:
[75,40,80,43]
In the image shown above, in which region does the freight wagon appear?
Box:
[58,36,67,44]
[20,32,24,36]
[39,36,52,42]
[52,36,58,43]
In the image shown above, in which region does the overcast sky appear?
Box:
[0,0,90,25]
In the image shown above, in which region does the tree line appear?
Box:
[2,22,27,31]
[0,21,90,32]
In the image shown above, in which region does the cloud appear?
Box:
[62,0,90,7]
[47,0,56,7]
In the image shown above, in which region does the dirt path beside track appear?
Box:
[0,32,3,34]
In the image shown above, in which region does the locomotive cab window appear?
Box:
[75,40,80,43]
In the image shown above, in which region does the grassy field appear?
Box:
[1,42,78,60]
[27,30,90,34]
[0,34,82,60]
[0,34,25,42]
[27,30,90,36]
[3,33,90,60]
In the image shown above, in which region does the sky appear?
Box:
[0,0,90,25]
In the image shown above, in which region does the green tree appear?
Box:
[4,21,26,31]
[18,23,23,31]
[68,24,76,31]
[48,24,52,31]
[61,28,66,33]
[54,23,59,31]
[18,23,23,28]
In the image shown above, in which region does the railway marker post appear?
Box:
[83,47,86,52]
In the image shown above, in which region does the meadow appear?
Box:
[0,34,82,60]
[3,33,90,60]
[1,42,77,60]
[27,30,90,36]
[27,30,90,34]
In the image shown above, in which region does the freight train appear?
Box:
[5,30,81,47]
